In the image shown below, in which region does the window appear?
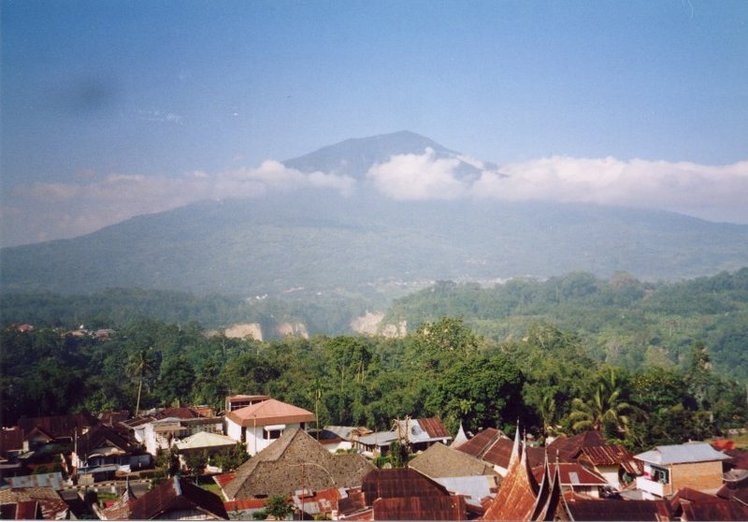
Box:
[650,465,669,484]
[263,424,286,440]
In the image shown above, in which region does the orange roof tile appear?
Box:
[226,399,315,428]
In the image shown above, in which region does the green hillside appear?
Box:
[384,269,748,382]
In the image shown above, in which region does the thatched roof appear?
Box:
[224,428,374,500]
[409,442,496,478]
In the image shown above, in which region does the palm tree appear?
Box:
[539,391,562,438]
[126,348,157,417]
[568,369,634,437]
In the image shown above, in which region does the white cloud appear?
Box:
[3,151,747,247]
[475,156,748,222]
[366,148,470,200]
[1,162,355,246]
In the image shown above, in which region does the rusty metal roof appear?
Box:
[418,417,451,439]
[671,488,748,521]
[130,477,228,520]
[563,495,672,521]
[546,430,606,461]
[481,443,539,521]
[362,468,449,505]
[579,444,643,475]
[373,494,467,520]
[455,428,504,460]
[532,462,608,487]
[483,437,545,469]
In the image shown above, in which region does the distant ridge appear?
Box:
[1,132,747,296]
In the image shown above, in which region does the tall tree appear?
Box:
[126,348,157,416]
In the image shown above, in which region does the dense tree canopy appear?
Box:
[2,269,747,452]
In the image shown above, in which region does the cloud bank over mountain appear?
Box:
[2,144,747,247]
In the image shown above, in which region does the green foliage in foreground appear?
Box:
[2,316,745,452]
[385,268,748,382]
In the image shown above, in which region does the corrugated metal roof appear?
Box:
[362,468,449,504]
[373,494,466,520]
[483,438,545,470]
[533,463,608,487]
[481,441,539,520]
[564,496,672,521]
[433,475,498,508]
[635,442,730,465]
[671,487,748,521]
[356,431,397,447]
[393,418,451,444]
[455,428,504,460]
[418,418,451,439]
[5,472,64,490]
[546,430,606,461]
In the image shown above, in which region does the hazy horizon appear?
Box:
[2,1,747,247]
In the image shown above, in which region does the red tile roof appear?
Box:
[224,498,266,511]
[712,439,737,451]
[213,472,236,489]
[226,399,315,428]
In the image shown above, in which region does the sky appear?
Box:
[1,0,747,246]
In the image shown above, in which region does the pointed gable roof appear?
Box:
[223,428,374,500]
[451,422,469,448]
[226,398,315,428]
[76,423,140,458]
[531,455,563,522]
[481,432,539,521]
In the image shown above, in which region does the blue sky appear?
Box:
[1,0,747,245]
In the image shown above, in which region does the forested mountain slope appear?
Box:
[2,132,747,296]
[384,269,748,382]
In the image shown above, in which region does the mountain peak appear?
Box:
[283,131,455,178]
